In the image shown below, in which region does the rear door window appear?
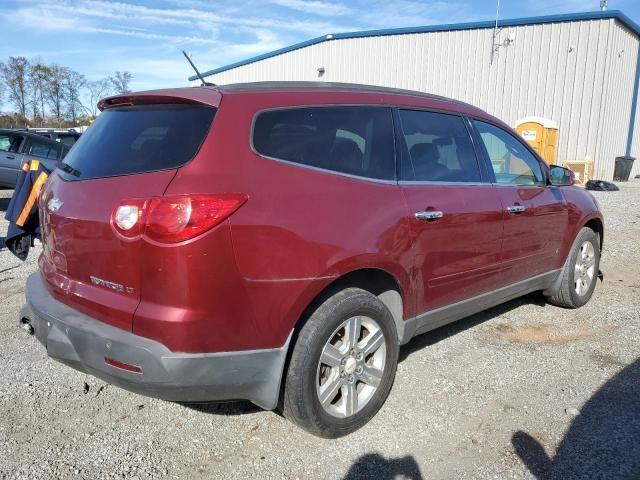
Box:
[60,104,215,179]
[398,110,481,182]
[28,138,63,159]
[253,106,395,180]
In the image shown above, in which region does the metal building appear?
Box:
[192,10,640,181]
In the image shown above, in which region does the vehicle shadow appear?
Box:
[342,453,423,479]
[512,358,640,479]
[399,291,548,362]
[179,400,261,416]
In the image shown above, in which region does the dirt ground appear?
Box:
[0,182,639,479]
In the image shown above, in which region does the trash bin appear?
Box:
[613,156,635,181]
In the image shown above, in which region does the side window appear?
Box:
[398,110,481,182]
[0,134,23,153]
[28,138,61,159]
[473,120,544,185]
[0,135,11,152]
[57,134,79,149]
[253,106,395,180]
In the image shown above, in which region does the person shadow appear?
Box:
[343,453,423,479]
[512,358,640,479]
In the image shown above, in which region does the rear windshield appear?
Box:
[60,104,215,179]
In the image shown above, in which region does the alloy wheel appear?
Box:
[574,241,596,296]
[316,316,387,418]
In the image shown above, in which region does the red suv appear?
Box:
[21,82,603,438]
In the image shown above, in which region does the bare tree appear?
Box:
[30,63,51,127]
[46,65,68,126]
[0,69,5,113]
[64,69,86,124]
[109,71,133,94]
[0,57,30,125]
[83,79,111,119]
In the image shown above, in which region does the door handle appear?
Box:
[6,155,15,159]
[415,211,444,221]
[507,205,526,214]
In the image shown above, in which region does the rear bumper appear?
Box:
[20,273,291,410]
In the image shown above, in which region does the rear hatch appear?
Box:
[39,100,216,331]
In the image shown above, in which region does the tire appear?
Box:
[546,227,600,308]
[283,287,399,438]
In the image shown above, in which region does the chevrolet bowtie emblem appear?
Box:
[47,197,63,213]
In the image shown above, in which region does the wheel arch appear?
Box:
[276,267,407,411]
[584,217,604,251]
[292,268,407,344]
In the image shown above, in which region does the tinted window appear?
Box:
[28,138,63,159]
[474,120,544,185]
[57,134,79,149]
[398,110,481,182]
[253,106,395,180]
[61,104,215,179]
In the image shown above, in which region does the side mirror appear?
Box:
[549,165,575,186]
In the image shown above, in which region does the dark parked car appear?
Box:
[28,128,82,149]
[20,82,603,438]
[0,129,69,188]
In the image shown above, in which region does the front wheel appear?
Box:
[283,288,399,438]
[546,227,600,308]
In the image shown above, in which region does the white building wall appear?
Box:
[203,18,639,180]
[596,21,639,180]
[628,48,640,179]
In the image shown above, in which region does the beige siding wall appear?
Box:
[630,47,640,179]
[204,18,639,180]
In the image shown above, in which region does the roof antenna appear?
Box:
[490,0,501,64]
[182,51,215,86]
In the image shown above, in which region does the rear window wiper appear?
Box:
[59,162,81,177]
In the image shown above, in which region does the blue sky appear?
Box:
[1,0,639,92]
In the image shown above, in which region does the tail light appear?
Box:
[111,194,247,243]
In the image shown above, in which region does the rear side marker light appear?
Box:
[111,194,247,243]
[104,357,142,373]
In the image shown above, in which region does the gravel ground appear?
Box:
[0,182,639,480]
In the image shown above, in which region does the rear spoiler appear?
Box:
[99,88,222,111]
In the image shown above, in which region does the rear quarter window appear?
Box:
[28,138,63,159]
[252,106,395,180]
[61,104,215,179]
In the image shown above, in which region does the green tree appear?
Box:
[30,63,51,127]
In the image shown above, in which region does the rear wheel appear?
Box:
[546,227,600,308]
[283,288,399,438]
